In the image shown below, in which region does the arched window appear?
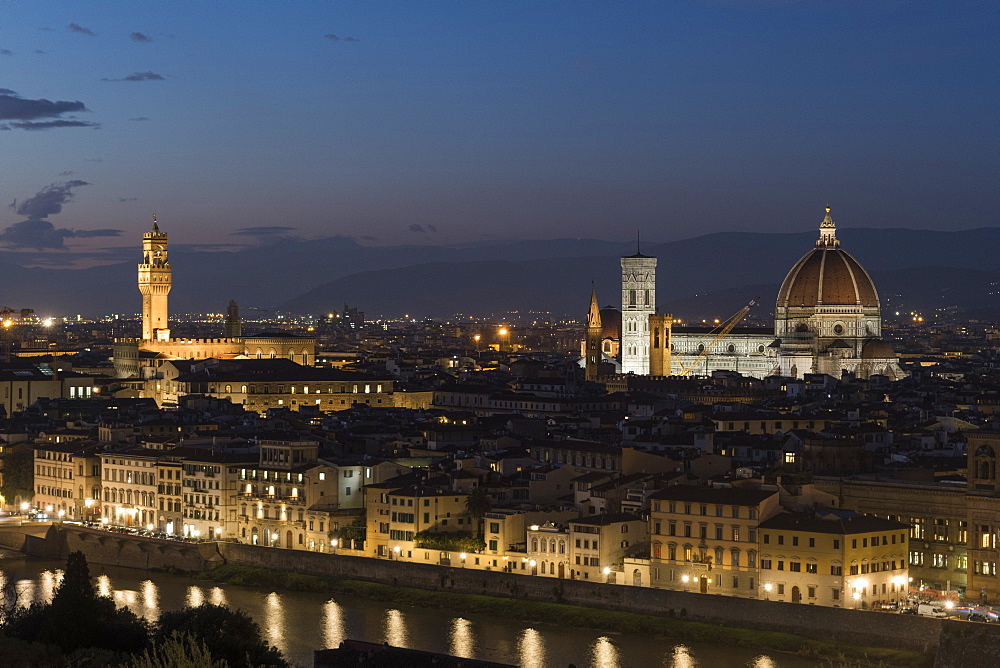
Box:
[715,547,724,566]
[748,550,757,568]
[531,538,538,551]
[731,549,740,567]
[241,385,247,393]
[225,385,232,393]
[559,540,565,554]
[550,539,556,553]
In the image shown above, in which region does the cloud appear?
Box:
[1,49,12,56]
[68,23,96,36]
[0,180,123,250]
[35,50,46,54]
[58,171,74,176]
[360,235,376,242]
[84,158,103,163]
[7,119,99,130]
[231,226,297,237]
[324,34,360,42]
[408,224,437,233]
[130,32,152,43]
[73,228,122,238]
[0,220,121,249]
[16,180,89,219]
[118,197,137,202]
[0,90,98,130]
[129,116,150,121]
[102,71,166,82]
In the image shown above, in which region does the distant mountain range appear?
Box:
[2,228,999,321]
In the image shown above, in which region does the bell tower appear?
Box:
[138,215,171,341]
[585,286,603,381]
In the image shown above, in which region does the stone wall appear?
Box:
[219,542,949,653]
[8,525,223,572]
[934,621,1000,668]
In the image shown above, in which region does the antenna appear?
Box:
[636,230,640,255]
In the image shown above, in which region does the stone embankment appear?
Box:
[4,524,998,663]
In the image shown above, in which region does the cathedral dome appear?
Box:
[599,306,622,340]
[776,208,879,309]
[861,338,896,359]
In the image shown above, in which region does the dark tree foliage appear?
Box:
[464,487,491,537]
[156,604,287,668]
[0,445,34,504]
[3,551,149,654]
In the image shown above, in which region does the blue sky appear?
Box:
[0,1,996,265]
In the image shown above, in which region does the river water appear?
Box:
[0,554,819,667]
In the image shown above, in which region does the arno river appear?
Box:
[0,555,819,667]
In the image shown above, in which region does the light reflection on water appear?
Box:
[0,562,818,668]
[384,608,408,647]
[186,585,204,608]
[591,635,619,668]
[265,592,286,655]
[671,644,696,668]
[449,617,473,658]
[518,627,545,667]
[323,599,344,649]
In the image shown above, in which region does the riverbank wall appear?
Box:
[2,524,222,572]
[6,524,997,661]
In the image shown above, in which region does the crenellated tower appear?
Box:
[138,215,171,341]
[585,286,603,381]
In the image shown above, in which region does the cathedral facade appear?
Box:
[592,207,905,381]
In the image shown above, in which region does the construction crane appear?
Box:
[676,298,758,377]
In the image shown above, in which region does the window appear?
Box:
[761,559,772,570]
[789,561,801,572]
[806,563,817,574]
[830,565,842,576]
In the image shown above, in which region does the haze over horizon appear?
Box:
[1,1,996,270]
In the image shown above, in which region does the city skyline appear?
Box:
[1,1,996,270]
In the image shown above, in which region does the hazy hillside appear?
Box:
[2,227,999,318]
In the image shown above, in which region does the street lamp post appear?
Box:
[763,583,772,600]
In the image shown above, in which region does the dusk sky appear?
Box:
[1,1,996,267]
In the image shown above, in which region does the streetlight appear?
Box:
[602,566,611,583]
[763,583,772,600]
[852,591,862,609]
[393,545,401,560]
[460,552,467,568]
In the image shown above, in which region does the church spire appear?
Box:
[587,284,602,329]
[151,213,160,234]
[817,205,839,247]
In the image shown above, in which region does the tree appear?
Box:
[128,631,228,668]
[331,514,366,550]
[464,486,491,538]
[156,604,286,668]
[3,551,149,654]
[0,444,34,508]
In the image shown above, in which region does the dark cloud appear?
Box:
[102,71,166,82]
[0,90,87,120]
[231,226,298,237]
[0,180,121,250]
[7,119,99,130]
[73,228,122,238]
[84,158,103,163]
[408,224,437,233]
[0,220,121,249]
[68,23,96,36]
[427,224,437,232]
[1,49,12,56]
[58,171,74,176]
[324,34,360,42]
[16,180,89,219]
[360,235,376,242]
[130,32,152,43]
[129,116,150,121]
[118,197,137,202]
[35,50,46,54]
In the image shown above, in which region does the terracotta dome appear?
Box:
[861,338,896,359]
[599,306,621,340]
[776,208,879,308]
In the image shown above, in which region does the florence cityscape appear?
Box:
[0,2,998,667]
